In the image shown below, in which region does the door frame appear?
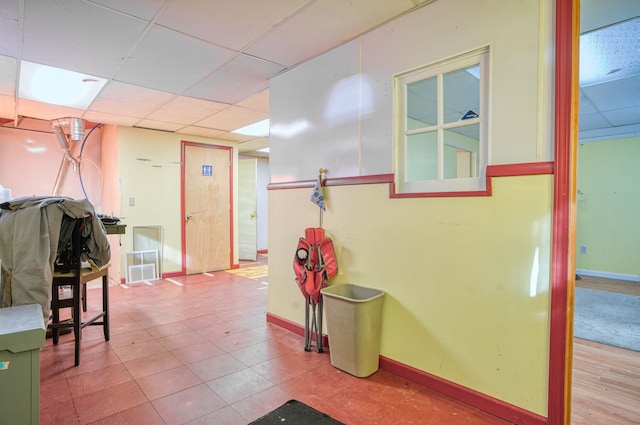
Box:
[180,141,234,274]
[548,0,579,424]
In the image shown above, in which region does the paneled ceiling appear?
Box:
[0,0,431,154]
[579,0,640,140]
[0,0,637,154]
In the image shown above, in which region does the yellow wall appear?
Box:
[268,174,553,415]
[116,127,239,277]
[101,125,123,284]
[576,136,640,278]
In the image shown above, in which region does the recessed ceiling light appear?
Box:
[232,119,269,137]
[19,61,107,109]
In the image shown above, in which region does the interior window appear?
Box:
[395,47,489,194]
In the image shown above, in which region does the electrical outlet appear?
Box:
[580,245,587,254]
[129,197,135,206]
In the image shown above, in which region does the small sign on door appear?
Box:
[202,165,213,176]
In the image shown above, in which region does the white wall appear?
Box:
[256,157,269,251]
[269,0,553,183]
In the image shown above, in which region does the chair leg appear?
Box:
[102,274,110,341]
[51,286,60,344]
[82,283,87,312]
[73,282,81,366]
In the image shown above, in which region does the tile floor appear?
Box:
[40,256,512,425]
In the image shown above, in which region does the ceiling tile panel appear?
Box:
[134,118,186,132]
[185,54,284,104]
[237,137,269,152]
[158,0,310,51]
[245,0,418,66]
[17,98,85,121]
[82,110,142,127]
[88,0,168,21]
[146,96,228,125]
[578,112,612,131]
[21,0,148,77]
[90,81,174,117]
[581,75,640,111]
[0,55,16,96]
[0,94,15,118]
[0,1,19,58]
[115,25,235,94]
[212,131,254,143]
[602,106,640,126]
[177,125,227,139]
[195,105,268,132]
[236,89,269,113]
[578,90,597,115]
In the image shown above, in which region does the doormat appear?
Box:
[249,399,344,425]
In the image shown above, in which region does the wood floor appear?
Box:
[571,275,640,424]
[576,274,640,296]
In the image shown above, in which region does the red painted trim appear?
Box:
[548,0,579,424]
[230,263,240,270]
[379,357,547,425]
[266,312,330,348]
[268,174,394,190]
[324,173,394,187]
[487,162,554,177]
[268,163,553,199]
[180,141,234,274]
[257,249,268,254]
[267,312,544,424]
[389,187,491,198]
[180,142,187,275]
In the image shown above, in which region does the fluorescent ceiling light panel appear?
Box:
[256,147,270,153]
[580,17,640,87]
[19,61,107,109]
[233,118,269,136]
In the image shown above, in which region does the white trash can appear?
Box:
[321,283,384,378]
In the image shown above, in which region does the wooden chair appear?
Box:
[50,219,110,366]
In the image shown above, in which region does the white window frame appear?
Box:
[394,47,490,194]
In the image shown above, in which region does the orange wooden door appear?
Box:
[183,143,232,274]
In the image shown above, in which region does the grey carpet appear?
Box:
[574,287,640,352]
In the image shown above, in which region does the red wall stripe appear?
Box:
[268,162,554,199]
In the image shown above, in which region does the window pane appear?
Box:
[407,77,437,130]
[443,65,480,124]
[443,124,479,179]
[406,132,437,181]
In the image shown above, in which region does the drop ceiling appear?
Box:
[0,0,637,155]
[0,0,431,154]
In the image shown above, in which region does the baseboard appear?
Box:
[266,312,547,425]
[576,269,640,282]
[266,313,330,350]
[257,249,268,254]
[378,356,547,425]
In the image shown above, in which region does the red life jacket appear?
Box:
[293,227,338,303]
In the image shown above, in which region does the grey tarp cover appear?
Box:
[0,196,111,322]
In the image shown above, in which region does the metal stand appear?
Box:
[304,294,324,353]
[302,167,326,353]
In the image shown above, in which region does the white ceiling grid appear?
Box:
[0,0,427,153]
